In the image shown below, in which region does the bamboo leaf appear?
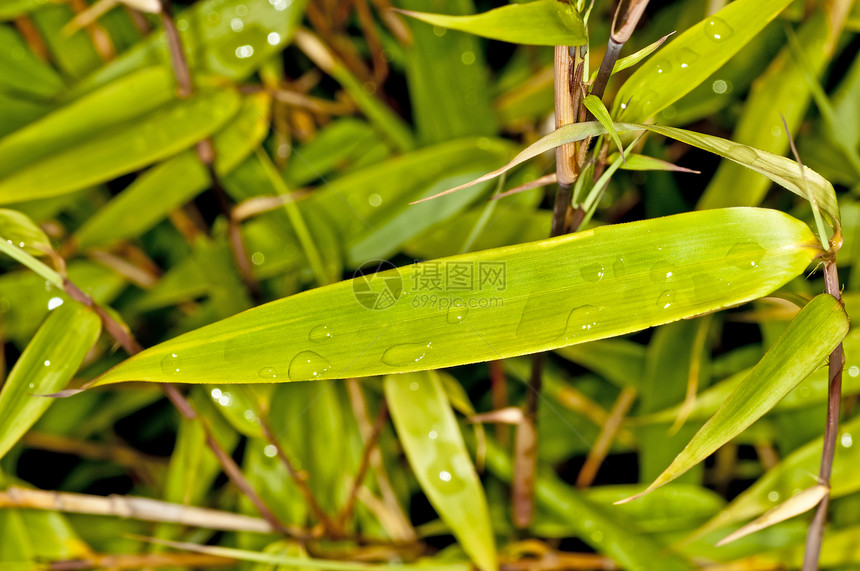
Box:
[81,208,819,388]
[622,294,847,502]
[613,0,793,122]
[72,92,271,251]
[584,95,624,156]
[398,0,586,46]
[0,88,241,204]
[415,121,840,227]
[0,302,102,460]
[589,34,673,82]
[385,371,496,571]
[716,484,828,546]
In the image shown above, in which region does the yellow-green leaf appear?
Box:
[624,294,847,502]
[398,0,586,46]
[385,371,496,571]
[613,0,792,122]
[83,207,819,388]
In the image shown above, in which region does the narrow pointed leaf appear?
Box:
[716,484,828,546]
[418,121,839,226]
[398,0,586,46]
[584,95,624,156]
[0,88,241,204]
[625,294,847,501]
[85,207,819,388]
[0,302,102,460]
[613,0,792,122]
[693,413,860,539]
[385,372,496,571]
[613,153,700,174]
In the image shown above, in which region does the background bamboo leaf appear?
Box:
[613,0,792,122]
[0,302,101,460]
[0,88,241,203]
[84,208,819,387]
[398,0,586,46]
[385,371,496,571]
[0,209,52,256]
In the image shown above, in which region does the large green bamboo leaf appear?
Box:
[0,302,101,460]
[80,207,819,388]
[613,0,792,122]
[0,88,240,204]
[0,209,52,256]
[385,371,495,571]
[421,121,839,227]
[626,294,847,501]
[398,0,586,46]
[72,92,271,250]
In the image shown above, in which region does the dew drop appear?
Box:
[267,32,281,45]
[654,58,672,75]
[427,459,467,493]
[211,388,222,399]
[288,351,332,380]
[767,491,780,502]
[657,290,675,309]
[28,382,35,390]
[849,365,859,378]
[382,342,432,367]
[612,258,626,278]
[703,17,733,42]
[841,433,854,448]
[580,263,605,282]
[675,48,697,70]
[517,293,566,340]
[243,409,257,421]
[309,325,332,343]
[368,193,382,207]
[409,382,419,391]
[712,79,729,94]
[650,261,675,284]
[218,392,233,406]
[47,297,64,310]
[259,367,278,379]
[727,242,765,269]
[264,444,278,457]
[446,304,469,324]
[561,305,601,341]
[160,353,182,375]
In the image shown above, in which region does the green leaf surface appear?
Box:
[0,0,41,20]
[631,294,847,499]
[0,26,65,100]
[85,207,819,388]
[72,92,271,250]
[0,66,175,181]
[613,0,792,122]
[0,88,241,204]
[398,0,586,46]
[385,371,496,571]
[0,302,101,460]
[584,95,623,156]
